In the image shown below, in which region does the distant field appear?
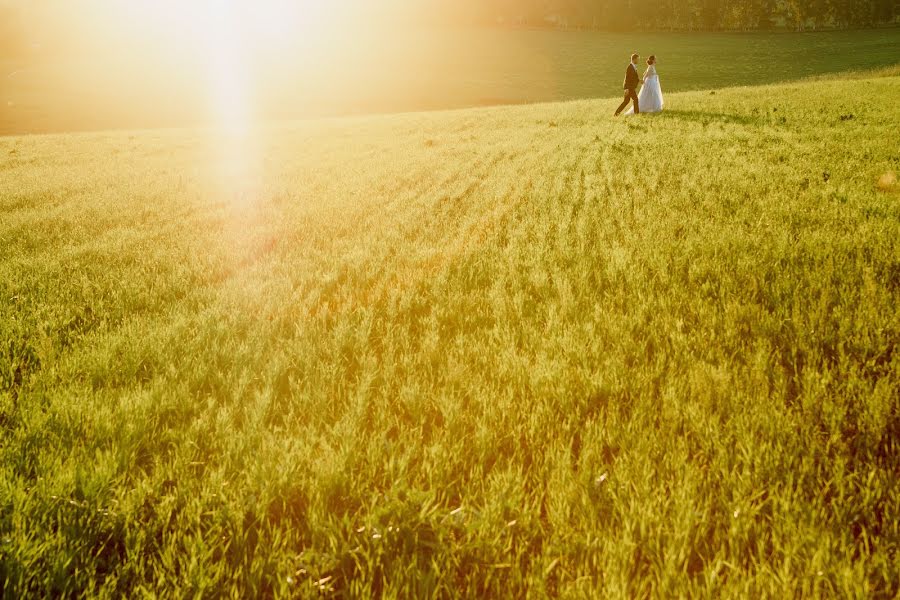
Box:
[1,72,899,596]
[2,27,899,134]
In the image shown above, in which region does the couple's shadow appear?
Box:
[652,109,761,127]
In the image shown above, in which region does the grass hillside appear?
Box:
[1,73,899,597]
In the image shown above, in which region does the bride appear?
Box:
[626,55,664,115]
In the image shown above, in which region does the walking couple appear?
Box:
[614,53,664,116]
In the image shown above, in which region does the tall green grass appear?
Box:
[1,74,899,597]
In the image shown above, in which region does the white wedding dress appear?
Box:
[625,65,664,115]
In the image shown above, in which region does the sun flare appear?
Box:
[118,0,318,130]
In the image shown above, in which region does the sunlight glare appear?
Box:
[119,0,315,130]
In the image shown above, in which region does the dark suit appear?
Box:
[615,63,640,115]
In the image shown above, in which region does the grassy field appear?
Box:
[2,27,899,135]
[2,70,900,596]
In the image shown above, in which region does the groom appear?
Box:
[614,53,641,116]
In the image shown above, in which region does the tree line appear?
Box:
[432,0,898,30]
